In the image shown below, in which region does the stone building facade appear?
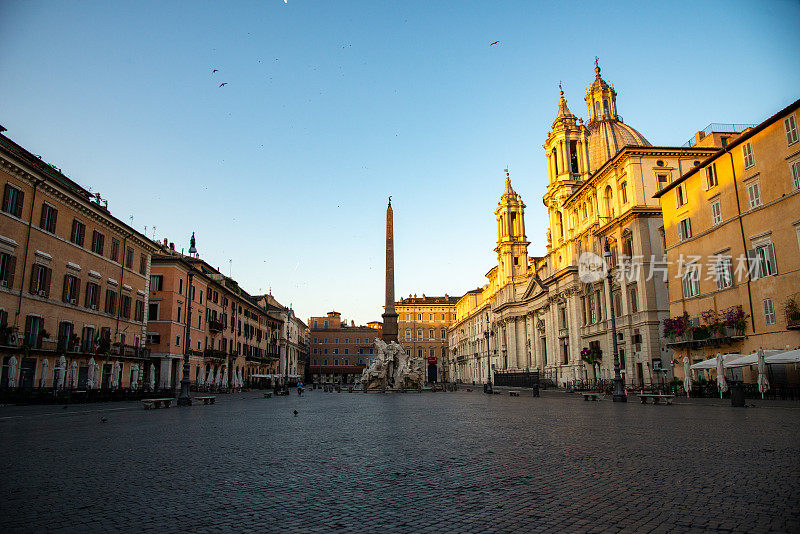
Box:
[0,129,158,389]
[147,250,281,390]
[654,98,800,384]
[448,63,732,388]
[396,294,458,383]
[308,311,381,384]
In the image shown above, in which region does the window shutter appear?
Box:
[703,168,710,191]
[14,190,24,218]
[75,278,81,303]
[51,208,57,232]
[766,243,777,275]
[40,205,47,229]
[62,275,69,302]
[85,283,91,308]
[686,218,692,238]
[2,185,10,212]
[746,248,758,280]
[24,315,33,343]
[5,256,15,288]
[30,265,38,293]
[44,267,51,297]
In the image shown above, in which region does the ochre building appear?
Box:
[308,311,381,384]
[396,294,457,383]
[654,98,800,386]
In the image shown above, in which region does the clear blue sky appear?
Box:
[2,0,798,325]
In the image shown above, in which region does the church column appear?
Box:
[506,319,517,370]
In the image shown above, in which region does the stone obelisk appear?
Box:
[382,197,398,343]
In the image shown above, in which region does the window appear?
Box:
[428,328,434,339]
[678,218,692,241]
[619,181,628,204]
[148,302,159,320]
[417,314,422,321]
[23,315,44,348]
[105,289,117,314]
[150,274,163,291]
[682,265,700,298]
[747,182,761,209]
[134,299,144,322]
[675,184,687,207]
[2,184,24,217]
[440,328,446,339]
[742,142,754,169]
[763,298,775,325]
[29,264,51,296]
[750,242,777,279]
[70,219,85,246]
[333,348,339,355]
[110,238,119,262]
[614,291,622,317]
[125,247,134,269]
[85,282,100,309]
[715,257,733,290]
[628,286,638,313]
[656,174,669,189]
[178,278,183,295]
[0,253,16,288]
[91,230,104,255]
[405,329,411,340]
[587,293,596,324]
[705,164,718,189]
[120,294,131,319]
[791,161,800,191]
[785,114,798,145]
[62,274,79,304]
[417,329,422,340]
[139,253,146,275]
[441,313,445,321]
[429,313,434,321]
[175,335,180,346]
[711,201,722,226]
[40,204,58,233]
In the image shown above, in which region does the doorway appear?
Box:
[427,363,437,383]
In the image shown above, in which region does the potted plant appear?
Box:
[723,305,748,336]
[663,311,690,341]
[786,297,800,329]
[0,322,12,345]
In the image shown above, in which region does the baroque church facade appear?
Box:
[448,63,720,387]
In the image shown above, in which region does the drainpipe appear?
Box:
[15,178,43,327]
[115,232,130,340]
[727,150,756,333]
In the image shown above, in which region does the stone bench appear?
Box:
[141,398,173,409]
[638,393,675,405]
[263,392,272,398]
[583,393,600,401]
[509,390,521,397]
[195,396,216,405]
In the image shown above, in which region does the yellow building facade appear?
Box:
[449,63,730,388]
[655,99,800,385]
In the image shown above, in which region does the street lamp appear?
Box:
[483,313,494,394]
[604,239,627,403]
[178,232,197,407]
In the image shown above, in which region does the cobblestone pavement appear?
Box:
[1,389,798,533]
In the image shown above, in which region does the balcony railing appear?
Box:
[208,319,224,333]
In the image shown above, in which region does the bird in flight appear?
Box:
[490,41,499,46]
[212,68,218,73]
[219,82,227,87]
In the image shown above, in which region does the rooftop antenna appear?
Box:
[152,226,157,240]
[229,259,232,277]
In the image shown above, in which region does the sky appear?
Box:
[1,0,799,326]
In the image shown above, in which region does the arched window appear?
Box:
[603,99,610,117]
[604,186,614,218]
[594,101,600,119]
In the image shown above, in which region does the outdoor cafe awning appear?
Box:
[691,349,793,370]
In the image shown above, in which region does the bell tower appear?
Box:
[495,170,529,287]
[585,57,618,124]
[542,83,590,252]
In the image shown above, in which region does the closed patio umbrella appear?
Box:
[111,361,120,389]
[222,367,229,389]
[40,359,49,388]
[237,368,243,388]
[70,361,78,388]
[757,348,769,400]
[87,357,96,389]
[682,356,691,398]
[56,355,67,389]
[715,353,728,399]
[8,356,18,388]
[206,368,214,389]
[197,368,204,388]
[131,364,139,390]
[149,363,156,390]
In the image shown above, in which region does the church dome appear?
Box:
[584,61,651,172]
[586,119,651,172]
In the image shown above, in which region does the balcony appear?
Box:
[208,319,224,333]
